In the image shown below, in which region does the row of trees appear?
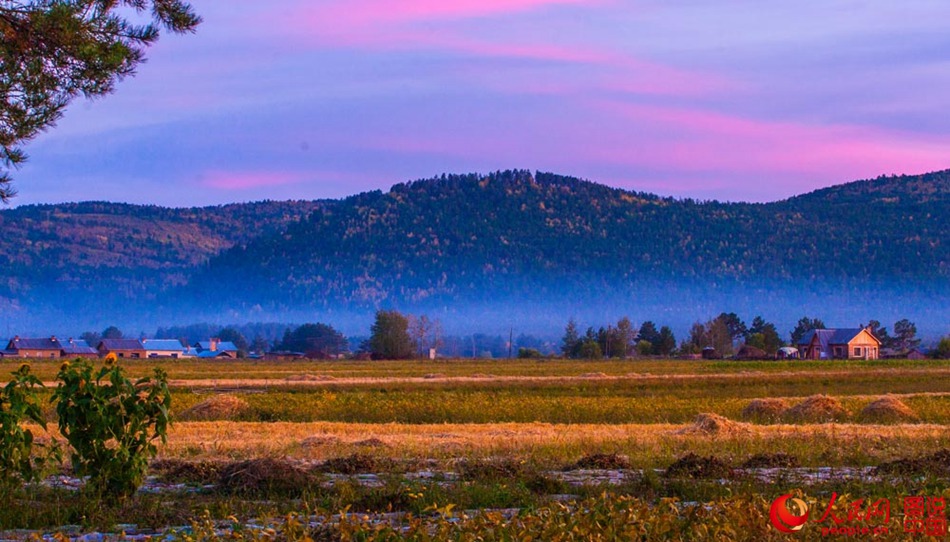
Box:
[80,312,935,361]
[561,318,676,359]
[560,313,931,359]
[682,313,783,357]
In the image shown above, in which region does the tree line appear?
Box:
[560,313,932,360]
[73,311,941,361]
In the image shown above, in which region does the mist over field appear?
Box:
[1,169,947,343]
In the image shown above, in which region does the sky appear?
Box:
[11,0,950,206]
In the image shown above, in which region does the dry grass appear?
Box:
[177,394,249,421]
[146,420,950,469]
[783,395,850,423]
[860,396,918,423]
[741,398,790,422]
[676,413,750,437]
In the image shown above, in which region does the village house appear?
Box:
[193,338,239,358]
[141,339,188,358]
[97,338,148,359]
[797,328,881,360]
[60,338,98,358]
[4,336,63,358]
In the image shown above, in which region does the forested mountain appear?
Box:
[0,200,325,296]
[193,169,948,307]
[1,169,947,336]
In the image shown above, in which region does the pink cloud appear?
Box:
[312,0,594,26]
[201,171,307,190]
[583,100,950,194]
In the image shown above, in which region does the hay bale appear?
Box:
[566,453,631,470]
[422,373,446,379]
[860,396,918,423]
[783,395,850,423]
[741,398,790,422]
[178,394,249,421]
[678,413,750,436]
[218,458,314,494]
[665,453,732,479]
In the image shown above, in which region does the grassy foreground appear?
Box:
[3,357,950,540]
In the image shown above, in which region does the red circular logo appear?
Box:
[770,494,810,533]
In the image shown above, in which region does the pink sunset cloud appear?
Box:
[266,2,735,100]
[310,0,595,26]
[585,100,950,194]
[201,171,308,190]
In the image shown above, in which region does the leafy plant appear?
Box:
[52,358,171,500]
[0,363,54,488]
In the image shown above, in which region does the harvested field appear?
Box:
[7,357,950,539]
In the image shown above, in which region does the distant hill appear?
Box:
[0,200,325,297]
[194,169,948,306]
[0,169,947,337]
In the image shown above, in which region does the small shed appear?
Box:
[776,347,799,360]
[735,345,769,360]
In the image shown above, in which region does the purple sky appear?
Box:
[12,0,950,206]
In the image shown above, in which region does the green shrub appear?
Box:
[52,358,171,500]
[517,348,543,359]
[0,363,55,488]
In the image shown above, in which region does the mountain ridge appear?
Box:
[1,169,947,336]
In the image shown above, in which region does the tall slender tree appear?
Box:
[0,0,201,201]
